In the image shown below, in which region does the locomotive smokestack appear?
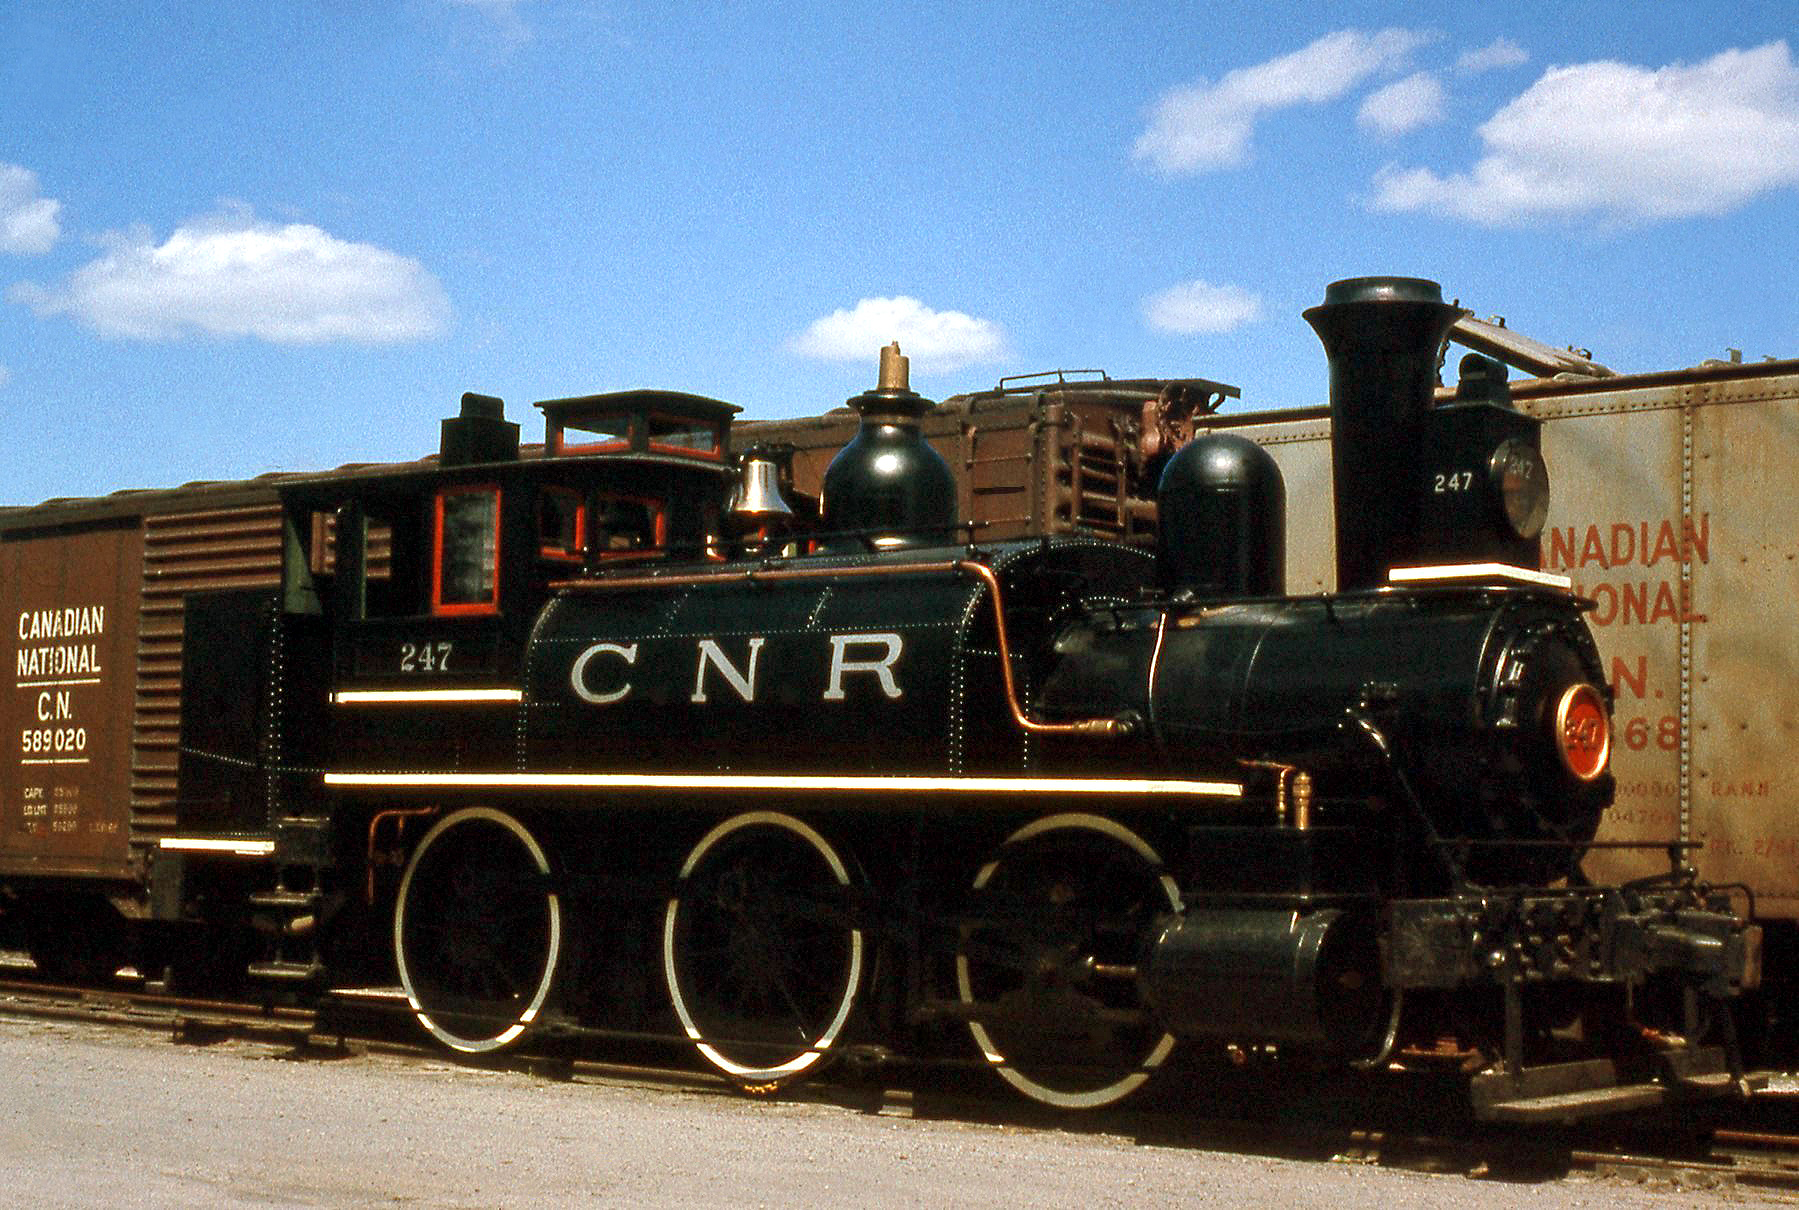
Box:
[1303,277,1466,592]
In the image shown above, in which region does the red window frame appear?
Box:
[431,484,502,616]
[593,491,667,560]
[537,486,588,562]
[644,411,725,461]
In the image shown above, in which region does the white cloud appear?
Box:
[1358,72,1446,136]
[1372,41,1799,225]
[0,365,10,390]
[0,163,61,256]
[1141,279,1264,335]
[788,297,1008,373]
[11,207,451,344]
[1133,28,1432,174]
[1457,37,1529,75]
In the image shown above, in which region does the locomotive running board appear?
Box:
[1471,1048,1763,1124]
[322,771,1244,798]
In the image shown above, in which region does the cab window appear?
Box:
[538,487,586,563]
[554,415,630,455]
[645,412,723,459]
[433,485,501,614]
[594,492,664,557]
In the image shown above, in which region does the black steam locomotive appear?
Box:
[3,277,1759,1117]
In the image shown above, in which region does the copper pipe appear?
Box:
[953,559,1127,737]
[1145,611,1170,733]
[552,557,1127,737]
[366,807,440,902]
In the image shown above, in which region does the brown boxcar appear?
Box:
[0,465,408,966]
[4,484,278,886]
[733,374,1237,547]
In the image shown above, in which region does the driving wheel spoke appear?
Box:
[955,813,1179,1110]
[394,808,562,1054]
[663,812,863,1088]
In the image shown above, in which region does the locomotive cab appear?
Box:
[160,390,738,987]
[276,391,736,763]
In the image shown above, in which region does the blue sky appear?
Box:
[4,1,1797,505]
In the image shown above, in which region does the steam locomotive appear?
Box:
[0,277,1759,1118]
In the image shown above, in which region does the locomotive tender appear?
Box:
[0,277,1758,1118]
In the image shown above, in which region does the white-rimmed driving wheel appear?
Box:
[663,811,863,1088]
[394,807,562,1054]
[956,813,1180,1109]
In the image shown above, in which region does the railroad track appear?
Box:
[1571,1130,1799,1193]
[0,965,891,1105]
[5,961,1799,1194]
[0,967,320,1051]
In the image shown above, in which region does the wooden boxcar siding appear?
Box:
[0,485,298,890]
[1524,365,1799,906]
[734,397,1156,546]
[1,523,145,880]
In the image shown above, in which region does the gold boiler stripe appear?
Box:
[322,771,1243,798]
[329,688,524,704]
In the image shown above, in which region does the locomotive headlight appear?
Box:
[1489,437,1549,540]
[1416,400,1546,569]
[1554,683,1611,782]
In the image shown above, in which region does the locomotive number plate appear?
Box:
[1556,683,1611,782]
[353,634,498,677]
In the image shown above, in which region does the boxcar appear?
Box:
[0,462,406,975]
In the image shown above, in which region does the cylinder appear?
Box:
[1140,907,1389,1055]
[1302,277,1465,592]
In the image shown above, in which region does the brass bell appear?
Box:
[727,443,799,536]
